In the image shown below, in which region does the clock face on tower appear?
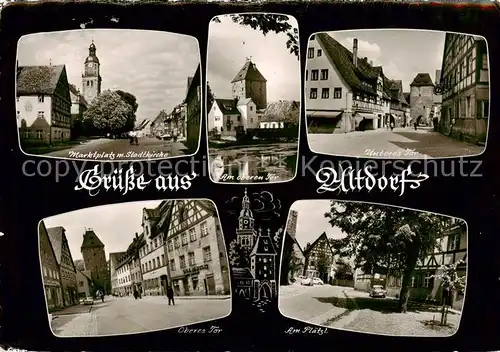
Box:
[88,63,93,68]
[243,220,248,225]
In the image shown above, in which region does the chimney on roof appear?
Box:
[370,60,373,66]
[135,232,138,239]
[353,38,358,67]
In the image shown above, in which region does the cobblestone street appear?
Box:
[308,127,484,159]
[50,295,231,337]
[279,284,461,337]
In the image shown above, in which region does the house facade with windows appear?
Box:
[139,201,171,296]
[207,98,260,137]
[259,100,300,129]
[76,269,93,299]
[303,232,336,284]
[166,200,230,296]
[109,251,126,296]
[386,79,410,127]
[39,221,64,311]
[439,33,489,144]
[185,64,202,153]
[17,64,72,143]
[47,226,78,307]
[305,33,393,133]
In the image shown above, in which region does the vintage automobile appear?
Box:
[301,277,313,286]
[312,277,324,285]
[83,296,94,305]
[369,285,387,298]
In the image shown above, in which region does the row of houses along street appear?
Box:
[40,199,231,337]
[279,202,467,337]
[306,30,489,158]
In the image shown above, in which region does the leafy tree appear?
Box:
[432,260,466,325]
[213,14,299,59]
[228,239,250,268]
[84,90,133,135]
[207,82,215,112]
[325,201,446,313]
[116,90,138,132]
[273,227,283,252]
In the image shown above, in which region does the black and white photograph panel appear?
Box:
[16,29,201,161]
[305,29,490,159]
[39,199,231,337]
[279,200,467,337]
[207,14,300,184]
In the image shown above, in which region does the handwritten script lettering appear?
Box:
[74,165,197,196]
[178,325,222,334]
[316,165,429,196]
[285,326,329,335]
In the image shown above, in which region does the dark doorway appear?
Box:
[259,282,272,299]
[206,275,216,295]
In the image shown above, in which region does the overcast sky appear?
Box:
[326,30,446,91]
[207,15,300,102]
[290,200,346,250]
[43,200,161,262]
[17,29,200,123]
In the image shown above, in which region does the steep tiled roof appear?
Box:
[81,229,105,249]
[232,267,254,280]
[231,60,267,83]
[410,73,434,87]
[144,207,161,219]
[261,100,300,123]
[109,252,126,262]
[17,65,65,95]
[303,232,334,256]
[250,230,277,256]
[316,33,377,96]
[197,200,216,213]
[215,99,240,115]
[30,116,50,129]
[385,79,409,106]
[69,84,79,95]
[152,110,168,125]
[47,226,65,265]
[403,92,411,105]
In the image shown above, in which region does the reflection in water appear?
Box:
[210,144,297,183]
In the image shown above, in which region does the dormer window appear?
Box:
[38,95,44,103]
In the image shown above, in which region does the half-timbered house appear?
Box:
[39,221,64,311]
[47,226,78,307]
[165,200,230,296]
[440,33,489,144]
[17,65,72,144]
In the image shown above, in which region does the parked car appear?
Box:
[160,133,172,141]
[83,297,94,305]
[301,277,313,286]
[312,277,324,285]
[369,285,387,298]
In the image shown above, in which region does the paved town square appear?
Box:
[51,295,230,336]
[280,283,460,337]
[308,127,484,159]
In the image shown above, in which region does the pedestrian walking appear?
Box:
[101,291,104,303]
[129,131,136,145]
[414,115,422,131]
[167,285,175,306]
[133,289,138,300]
[389,115,395,132]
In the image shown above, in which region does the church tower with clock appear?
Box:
[82,41,102,104]
[236,188,257,252]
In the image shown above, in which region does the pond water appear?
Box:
[210,143,298,183]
